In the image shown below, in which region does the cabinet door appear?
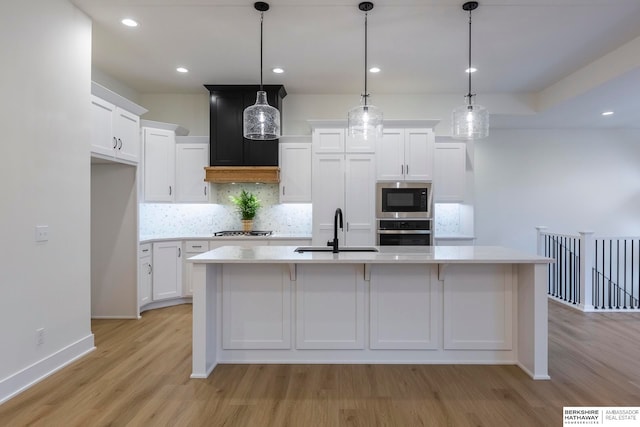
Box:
[113,108,140,164]
[90,95,116,158]
[312,128,345,153]
[152,241,182,300]
[311,154,345,246]
[176,143,209,202]
[344,154,376,246]
[434,142,466,202]
[404,128,434,181]
[279,143,311,203]
[138,255,152,307]
[376,129,404,181]
[143,128,175,202]
[209,91,244,166]
[345,129,376,153]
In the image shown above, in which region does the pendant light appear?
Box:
[243,1,281,140]
[452,1,489,140]
[348,2,383,141]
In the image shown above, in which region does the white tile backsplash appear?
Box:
[435,203,461,234]
[140,184,312,237]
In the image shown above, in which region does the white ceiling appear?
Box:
[72,0,640,128]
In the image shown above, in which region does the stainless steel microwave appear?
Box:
[376,182,432,219]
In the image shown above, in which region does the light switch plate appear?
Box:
[35,225,49,242]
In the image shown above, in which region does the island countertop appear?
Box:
[188,245,553,265]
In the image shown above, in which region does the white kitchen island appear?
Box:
[188,245,553,380]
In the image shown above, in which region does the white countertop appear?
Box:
[188,245,553,265]
[140,233,312,244]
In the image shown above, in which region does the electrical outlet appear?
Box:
[35,225,49,242]
[36,328,45,346]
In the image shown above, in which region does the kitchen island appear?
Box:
[188,246,553,380]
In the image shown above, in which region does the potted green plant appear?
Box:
[229,189,261,232]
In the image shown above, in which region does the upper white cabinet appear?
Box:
[143,127,176,202]
[90,82,147,165]
[311,125,376,246]
[279,138,312,203]
[141,121,191,203]
[434,142,466,202]
[310,121,376,154]
[175,137,209,203]
[377,128,434,182]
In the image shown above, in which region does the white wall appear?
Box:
[474,129,640,252]
[0,0,94,403]
[140,93,210,136]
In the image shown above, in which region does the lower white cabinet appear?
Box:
[183,240,209,297]
[152,241,183,300]
[222,264,292,350]
[296,264,366,349]
[370,264,440,349]
[138,243,152,308]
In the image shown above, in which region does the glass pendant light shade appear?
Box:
[348,2,382,142]
[452,1,488,140]
[348,96,383,141]
[243,2,280,140]
[243,91,280,140]
[452,96,489,140]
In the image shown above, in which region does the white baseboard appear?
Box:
[0,334,95,405]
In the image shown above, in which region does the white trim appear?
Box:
[0,334,95,404]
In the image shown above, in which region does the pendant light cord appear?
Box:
[260,11,264,91]
[467,8,473,104]
[364,11,368,106]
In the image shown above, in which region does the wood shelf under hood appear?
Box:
[204,166,280,183]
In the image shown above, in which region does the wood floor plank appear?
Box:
[2,300,640,426]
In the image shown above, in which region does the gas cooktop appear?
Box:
[213,230,273,237]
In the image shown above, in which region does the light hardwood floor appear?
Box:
[2,300,640,426]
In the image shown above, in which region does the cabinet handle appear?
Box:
[117,138,123,150]
[148,264,152,274]
[178,248,181,257]
[193,245,202,248]
[406,164,408,175]
[112,137,117,149]
[204,186,207,196]
[283,186,286,196]
[142,248,149,253]
[169,186,172,195]
[401,164,404,175]
[346,222,350,232]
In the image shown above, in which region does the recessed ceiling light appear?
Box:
[176,67,189,73]
[121,18,138,27]
[369,67,381,73]
[602,111,614,116]
[466,67,477,73]
[272,67,284,74]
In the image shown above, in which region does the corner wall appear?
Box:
[0,0,94,403]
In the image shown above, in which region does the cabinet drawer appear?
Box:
[185,241,209,253]
[139,243,152,257]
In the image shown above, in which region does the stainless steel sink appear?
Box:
[294,246,379,253]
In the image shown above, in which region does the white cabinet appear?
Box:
[311,126,376,154]
[90,95,141,164]
[434,142,466,202]
[222,264,292,350]
[143,127,176,202]
[175,140,209,202]
[370,265,440,349]
[376,128,434,181]
[182,240,209,297]
[279,142,311,203]
[152,241,182,301]
[312,152,376,247]
[296,264,365,349]
[138,243,152,308]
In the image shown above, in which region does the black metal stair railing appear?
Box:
[543,234,581,305]
[593,238,640,310]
